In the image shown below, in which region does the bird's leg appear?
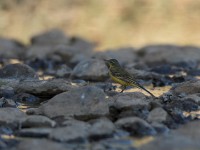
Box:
[120,85,126,93]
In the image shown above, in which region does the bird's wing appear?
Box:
[111,68,138,85]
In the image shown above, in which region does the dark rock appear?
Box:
[0,108,26,124]
[69,36,95,52]
[0,137,18,149]
[88,118,115,140]
[139,121,200,150]
[16,128,53,138]
[13,93,40,105]
[171,80,200,96]
[0,37,25,59]
[92,138,136,150]
[31,86,109,119]
[163,99,198,126]
[147,107,170,123]
[151,122,169,134]
[0,87,15,99]
[15,79,75,98]
[0,97,16,107]
[0,64,38,80]
[71,59,108,81]
[14,139,66,150]
[182,93,200,105]
[139,45,200,65]
[31,29,69,45]
[21,115,56,128]
[49,125,89,142]
[115,117,156,137]
[46,64,72,78]
[0,125,13,135]
[109,92,151,120]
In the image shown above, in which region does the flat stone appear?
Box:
[32,86,109,119]
[16,128,53,138]
[21,115,56,128]
[0,108,26,124]
[49,125,89,142]
[15,139,67,150]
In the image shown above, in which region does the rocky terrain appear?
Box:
[0,29,200,150]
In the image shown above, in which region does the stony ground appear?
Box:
[0,29,200,150]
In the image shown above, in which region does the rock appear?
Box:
[0,37,25,59]
[15,139,67,150]
[109,92,151,119]
[49,125,89,142]
[31,29,69,46]
[69,36,95,52]
[139,133,200,150]
[88,118,115,140]
[21,115,56,128]
[13,93,40,105]
[0,79,75,98]
[16,128,53,138]
[0,97,16,107]
[32,86,109,119]
[46,64,72,78]
[139,121,200,150]
[182,94,200,105]
[94,47,137,64]
[115,117,156,137]
[147,107,169,123]
[175,121,200,140]
[26,45,73,61]
[62,119,90,127]
[71,59,108,81]
[171,80,200,96]
[0,64,38,80]
[0,108,26,124]
[0,87,15,99]
[139,45,200,65]
[91,138,136,150]
[163,99,199,126]
[151,122,169,134]
[15,79,75,98]
[0,137,18,149]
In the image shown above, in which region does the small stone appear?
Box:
[0,64,38,80]
[0,108,26,124]
[71,59,108,81]
[88,118,115,140]
[21,115,56,128]
[15,139,66,150]
[115,117,156,136]
[147,107,169,123]
[49,125,89,142]
[16,128,53,138]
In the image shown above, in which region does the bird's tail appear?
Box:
[132,82,156,98]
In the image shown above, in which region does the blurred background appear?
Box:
[0,0,200,50]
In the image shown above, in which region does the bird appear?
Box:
[104,59,156,97]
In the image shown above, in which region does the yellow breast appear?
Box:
[109,71,129,86]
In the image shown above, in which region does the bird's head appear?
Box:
[104,59,120,69]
